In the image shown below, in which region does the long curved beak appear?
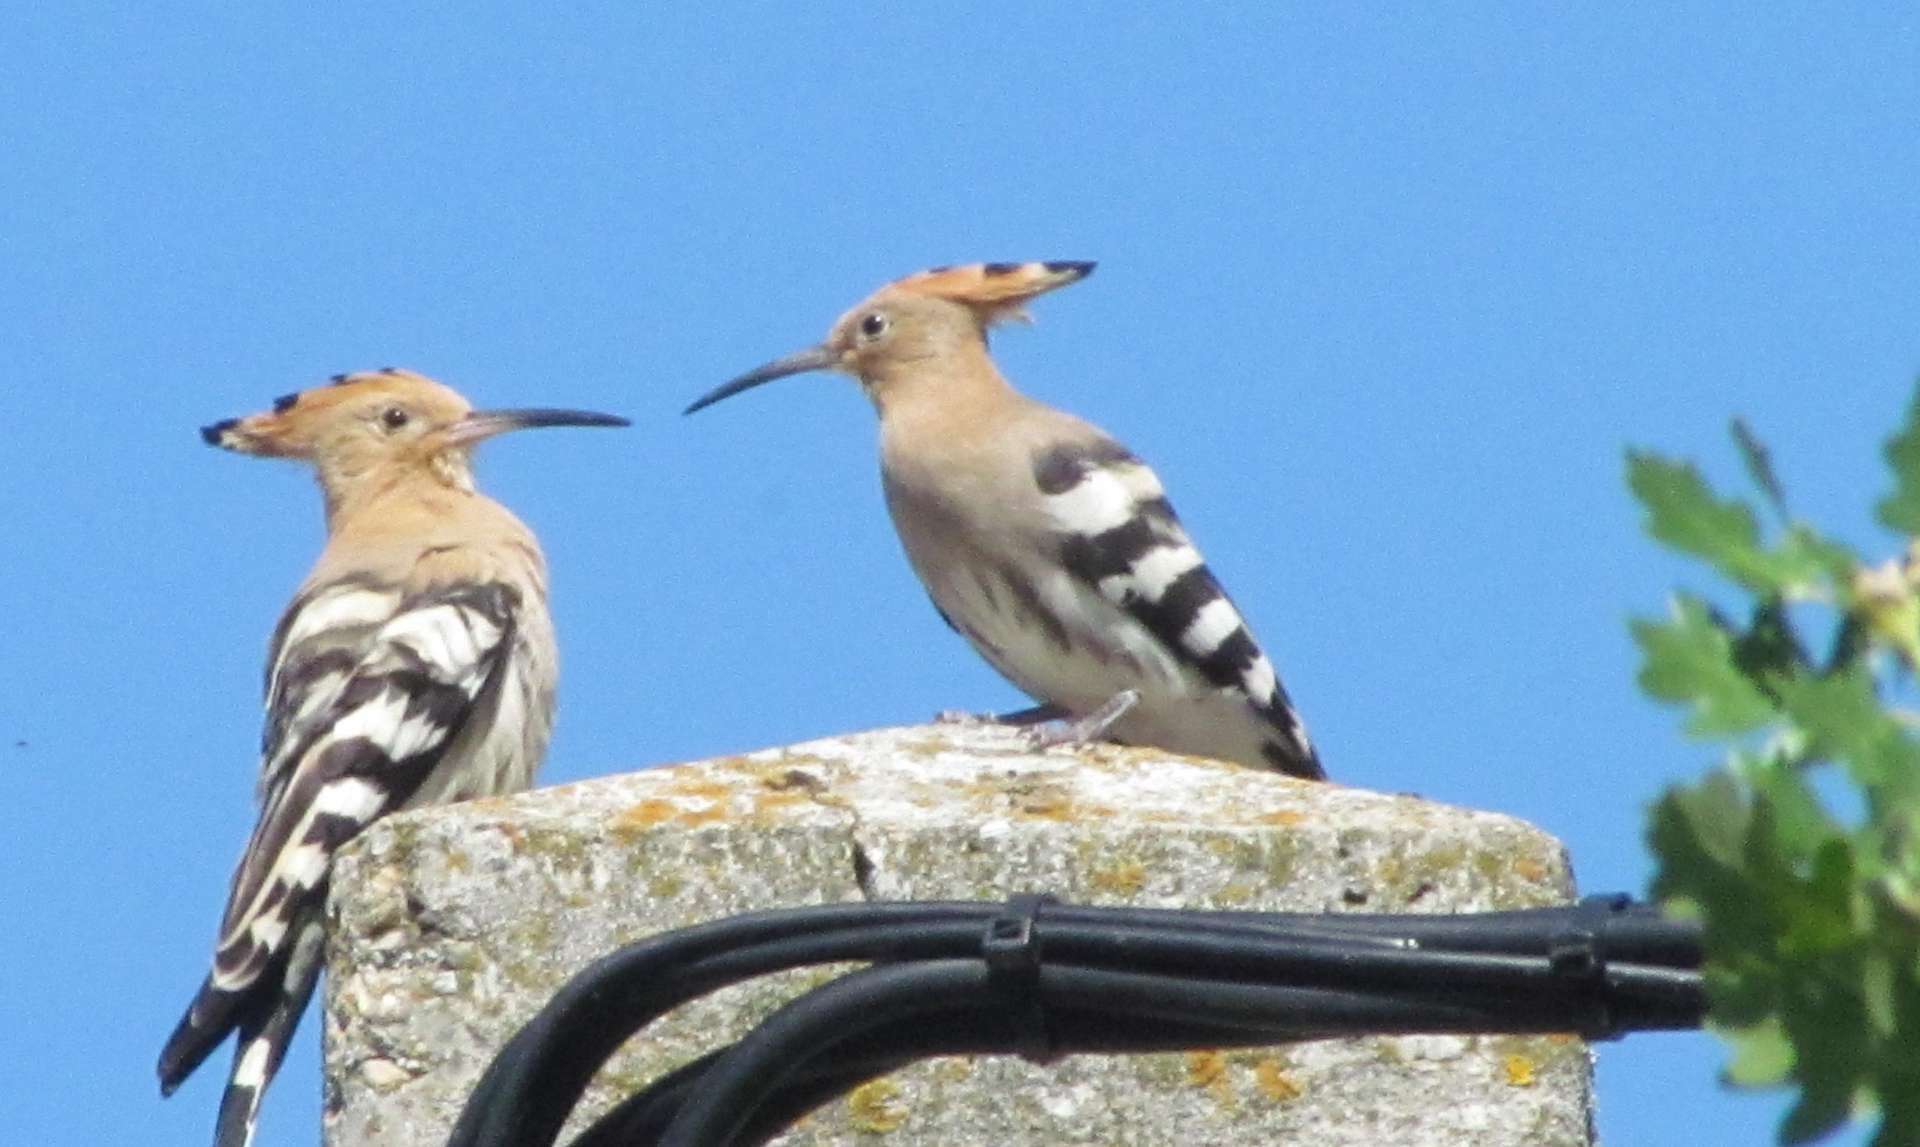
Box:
[444,407,631,447]
[684,345,840,415]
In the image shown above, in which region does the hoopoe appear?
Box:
[157,368,627,1147]
[686,262,1324,780]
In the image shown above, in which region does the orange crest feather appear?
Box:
[879,261,1095,320]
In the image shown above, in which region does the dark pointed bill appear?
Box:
[446,408,631,446]
[684,345,839,415]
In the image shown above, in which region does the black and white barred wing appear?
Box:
[1033,439,1323,778]
[158,580,519,1144]
[224,580,519,962]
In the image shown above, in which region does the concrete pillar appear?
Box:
[325,723,1592,1145]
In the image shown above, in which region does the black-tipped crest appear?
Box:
[201,370,628,461]
[883,260,1094,311]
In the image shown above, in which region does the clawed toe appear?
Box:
[1021,690,1140,749]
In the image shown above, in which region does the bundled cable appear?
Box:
[448,893,1702,1147]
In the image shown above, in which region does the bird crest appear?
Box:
[200,368,471,459]
[877,260,1095,325]
[682,260,1098,416]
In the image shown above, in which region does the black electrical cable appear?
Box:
[573,1010,1291,1147]
[460,911,1496,1146]
[454,910,994,1147]
[657,963,990,1147]
[447,895,1704,1147]
[577,967,1696,1147]
[461,902,1699,1146]
[656,958,1668,1147]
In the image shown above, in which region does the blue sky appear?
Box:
[2,7,1913,1145]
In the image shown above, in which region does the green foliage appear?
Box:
[1876,391,1920,535]
[1631,395,1920,1146]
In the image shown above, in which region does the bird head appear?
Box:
[685,261,1094,416]
[202,368,629,500]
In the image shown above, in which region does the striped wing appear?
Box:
[222,580,519,966]
[1033,438,1322,777]
[158,579,520,1140]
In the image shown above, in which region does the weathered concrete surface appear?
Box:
[324,723,1592,1146]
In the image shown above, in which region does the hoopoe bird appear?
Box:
[157,368,627,1147]
[686,262,1324,780]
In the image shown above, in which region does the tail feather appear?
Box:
[159,909,327,1147]
[158,978,245,1097]
[212,913,326,1147]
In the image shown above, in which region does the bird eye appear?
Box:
[859,312,889,339]
[380,406,410,431]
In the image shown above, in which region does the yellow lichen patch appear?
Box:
[846,1077,909,1132]
[1512,854,1549,882]
[1012,782,1074,819]
[662,775,738,802]
[1503,1054,1537,1087]
[1203,837,1242,859]
[1185,1050,1236,1107]
[1253,1057,1303,1102]
[934,1056,974,1083]
[612,798,683,830]
[1257,808,1307,827]
[1371,1039,1408,1066]
[750,789,811,817]
[957,778,1007,806]
[1089,861,1147,895]
[1211,880,1256,906]
[1186,1050,1227,1087]
[611,798,728,834]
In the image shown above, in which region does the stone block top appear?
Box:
[325,723,1589,1146]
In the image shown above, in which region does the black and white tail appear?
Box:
[158,579,518,1146]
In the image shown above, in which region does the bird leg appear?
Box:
[934,702,1068,726]
[997,702,1070,726]
[1022,689,1140,749]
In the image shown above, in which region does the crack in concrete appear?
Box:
[837,795,880,901]
[849,835,880,901]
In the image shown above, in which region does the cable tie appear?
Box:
[984,893,1059,1064]
[1554,892,1638,979]
[1548,895,1628,1040]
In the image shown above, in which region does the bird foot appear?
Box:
[934,709,991,726]
[1022,690,1140,750]
[933,703,1068,727]
[996,703,1069,727]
